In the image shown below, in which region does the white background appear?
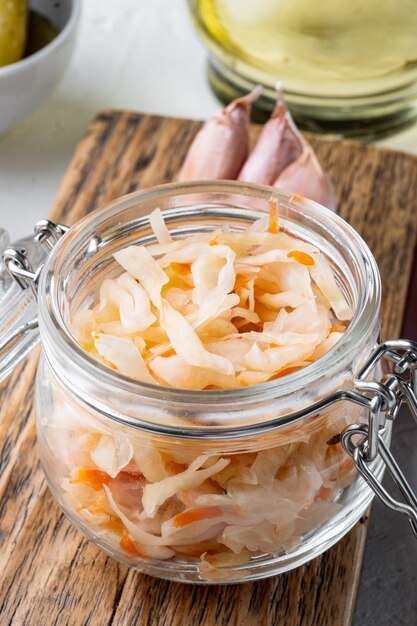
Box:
[2,0,417,242]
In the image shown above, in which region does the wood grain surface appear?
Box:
[1,111,417,626]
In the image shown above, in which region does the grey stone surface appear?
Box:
[353,407,417,626]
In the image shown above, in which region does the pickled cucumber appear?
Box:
[0,0,28,67]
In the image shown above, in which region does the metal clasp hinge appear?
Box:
[0,220,68,379]
[2,220,69,298]
[342,340,417,538]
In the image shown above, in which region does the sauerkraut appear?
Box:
[72,205,352,390]
[54,205,358,578]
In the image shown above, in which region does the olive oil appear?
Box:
[189,0,417,136]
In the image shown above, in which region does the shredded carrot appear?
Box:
[89,504,105,515]
[171,262,191,273]
[287,250,315,266]
[169,262,193,286]
[105,517,125,533]
[84,432,101,450]
[317,486,332,500]
[71,469,143,491]
[120,530,149,559]
[159,347,176,358]
[209,235,218,246]
[88,492,107,514]
[268,201,280,234]
[172,506,223,528]
[330,325,346,333]
[116,470,144,484]
[206,555,221,566]
[71,468,111,490]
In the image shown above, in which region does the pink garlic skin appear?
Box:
[274,146,336,212]
[237,102,303,185]
[179,90,260,181]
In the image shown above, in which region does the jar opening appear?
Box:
[38,181,381,433]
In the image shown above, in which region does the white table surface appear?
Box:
[1,0,417,243]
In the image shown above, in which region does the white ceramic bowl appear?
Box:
[0,0,80,135]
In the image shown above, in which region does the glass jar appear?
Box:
[2,182,417,583]
[187,0,417,137]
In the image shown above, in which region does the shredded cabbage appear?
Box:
[59,401,357,578]
[74,206,352,390]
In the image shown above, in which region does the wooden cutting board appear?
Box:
[1,111,417,626]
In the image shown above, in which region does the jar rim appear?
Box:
[38,181,381,433]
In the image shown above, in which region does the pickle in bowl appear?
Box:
[0,0,28,67]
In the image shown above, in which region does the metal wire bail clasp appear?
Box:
[3,219,69,298]
[342,340,417,538]
[0,220,69,382]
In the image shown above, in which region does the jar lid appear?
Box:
[0,230,41,382]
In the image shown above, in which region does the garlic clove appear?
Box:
[179,87,262,181]
[274,146,336,212]
[238,88,303,185]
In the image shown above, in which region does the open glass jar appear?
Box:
[1,182,416,584]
